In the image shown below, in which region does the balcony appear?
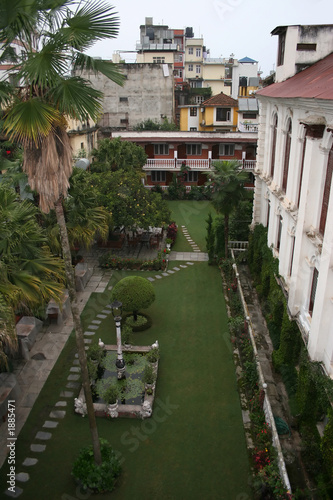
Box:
[238,122,259,133]
[143,158,256,171]
[136,43,178,51]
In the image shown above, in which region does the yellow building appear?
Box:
[180,92,238,132]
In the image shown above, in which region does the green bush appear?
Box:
[142,363,156,385]
[72,438,121,493]
[111,276,155,320]
[147,347,160,363]
[125,313,152,331]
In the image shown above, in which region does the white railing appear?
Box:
[144,158,256,171]
[228,241,249,250]
[242,160,256,170]
[238,122,259,133]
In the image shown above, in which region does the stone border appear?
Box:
[75,345,158,419]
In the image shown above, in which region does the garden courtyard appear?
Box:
[0,201,252,499]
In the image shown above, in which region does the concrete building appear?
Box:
[68,63,174,157]
[113,130,257,192]
[253,25,333,376]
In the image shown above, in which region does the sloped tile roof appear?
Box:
[202,92,238,107]
[257,52,333,100]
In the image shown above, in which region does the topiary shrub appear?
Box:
[72,438,121,493]
[125,312,152,331]
[111,276,155,321]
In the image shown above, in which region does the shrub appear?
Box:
[103,384,120,405]
[122,324,133,345]
[111,276,155,321]
[125,313,152,331]
[166,221,178,244]
[147,347,160,363]
[142,363,156,385]
[72,438,121,493]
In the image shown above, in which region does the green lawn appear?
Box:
[168,200,216,252]
[1,201,251,500]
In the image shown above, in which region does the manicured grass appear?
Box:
[1,201,251,499]
[168,200,216,251]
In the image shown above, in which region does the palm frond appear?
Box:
[48,76,103,121]
[4,98,60,145]
[73,53,125,86]
[18,43,68,87]
[0,293,17,369]
[59,1,120,51]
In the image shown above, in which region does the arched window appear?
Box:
[270,114,278,178]
[282,119,292,192]
[319,144,333,235]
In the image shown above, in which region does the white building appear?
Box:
[253,25,333,377]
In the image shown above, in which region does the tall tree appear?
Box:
[205,161,249,258]
[0,0,124,465]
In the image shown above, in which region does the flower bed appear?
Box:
[99,251,167,271]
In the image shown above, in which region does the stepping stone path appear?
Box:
[22,458,38,467]
[43,421,58,429]
[181,225,201,252]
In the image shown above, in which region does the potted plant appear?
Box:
[147,347,159,364]
[87,343,105,366]
[165,238,172,250]
[142,363,156,394]
[122,324,133,348]
[103,384,120,418]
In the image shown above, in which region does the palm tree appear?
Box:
[0,0,124,465]
[205,160,250,258]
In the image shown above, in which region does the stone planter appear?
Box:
[105,402,118,418]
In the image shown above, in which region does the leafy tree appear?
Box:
[0,294,17,370]
[0,0,124,465]
[91,137,147,173]
[91,169,171,229]
[43,168,111,254]
[133,117,178,131]
[205,161,249,258]
[205,212,215,264]
[111,276,155,321]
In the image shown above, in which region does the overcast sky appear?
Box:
[88,0,333,78]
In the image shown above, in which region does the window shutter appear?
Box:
[270,115,278,177]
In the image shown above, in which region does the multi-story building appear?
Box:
[113,130,256,192]
[68,63,174,156]
[253,24,333,376]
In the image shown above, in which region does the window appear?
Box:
[174,54,183,62]
[196,48,201,57]
[190,107,197,116]
[154,144,169,155]
[153,56,165,64]
[297,43,317,51]
[188,47,193,55]
[282,119,292,193]
[120,118,128,124]
[151,171,166,182]
[309,268,319,317]
[119,97,128,102]
[276,214,283,251]
[270,114,278,177]
[243,112,257,119]
[289,236,295,277]
[186,144,202,155]
[188,64,193,72]
[184,171,198,182]
[196,65,201,74]
[319,145,333,235]
[80,142,84,149]
[190,80,202,88]
[297,133,307,208]
[277,32,286,66]
[219,144,235,156]
[216,108,231,121]
[194,95,205,104]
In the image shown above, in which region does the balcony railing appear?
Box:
[238,122,259,133]
[144,158,256,171]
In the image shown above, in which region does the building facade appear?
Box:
[253,27,333,376]
[113,130,256,191]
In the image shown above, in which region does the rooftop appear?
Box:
[256,52,333,100]
[202,92,238,107]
